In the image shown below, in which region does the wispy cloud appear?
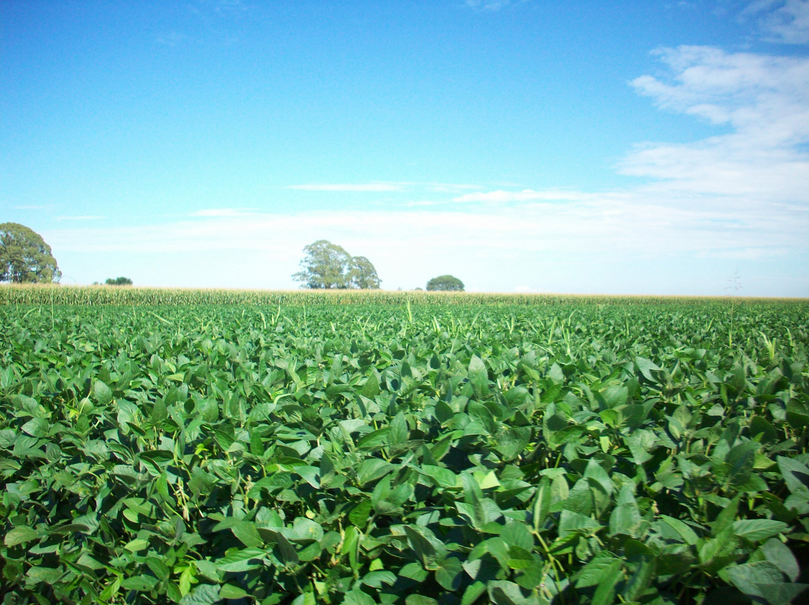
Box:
[287,183,404,192]
[452,189,603,203]
[744,0,809,44]
[463,0,527,12]
[156,31,194,46]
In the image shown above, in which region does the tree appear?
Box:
[348,256,381,289]
[105,277,133,286]
[292,240,381,289]
[0,222,61,284]
[426,275,464,292]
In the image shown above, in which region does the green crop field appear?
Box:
[1,288,808,605]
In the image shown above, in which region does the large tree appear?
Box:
[0,222,61,284]
[292,240,381,289]
[426,274,464,292]
[348,256,381,289]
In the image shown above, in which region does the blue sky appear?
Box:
[2,0,808,296]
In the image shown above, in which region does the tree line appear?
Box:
[1,223,464,291]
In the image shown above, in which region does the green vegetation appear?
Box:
[0,222,61,284]
[427,276,465,292]
[106,277,134,286]
[0,294,808,605]
[292,240,381,290]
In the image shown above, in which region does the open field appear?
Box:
[1,293,808,604]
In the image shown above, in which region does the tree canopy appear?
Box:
[292,240,381,289]
[426,274,464,292]
[0,222,61,284]
[105,277,133,286]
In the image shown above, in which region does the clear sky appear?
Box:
[2,0,808,296]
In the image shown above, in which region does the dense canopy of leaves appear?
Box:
[0,298,807,604]
[292,240,381,289]
[0,222,61,284]
[426,274,464,291]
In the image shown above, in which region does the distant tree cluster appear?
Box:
[427,274,464,291]
[293,240,381,289]
[2,224,465,293]
[0,222,61,284]
[105,277,133,286]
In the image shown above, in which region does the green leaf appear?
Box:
[420,464,458,488]
[777,456,809,499]
[357,458,394,485]
[220,584,249,599]
[435,556,464,591]
[468,355,490,398]
[121,575,159,591]
[635,357,661,382]
[4,526,39,547]
[760,538,799,582]
[344,590,375,605]
[124,538,150,552]
[405,525,447,570]
[361,371,380,399]
[180,584,222,605]
[406,597,438,605]
[732,519,789,542]
[213,548,267,572]
[592,561,622,605]
[576,553,620,588]
[362,571,396,589]
[21,417,48,438]
[461,581,487,605]
[495,427,531,461]
[558,510,601,538]
[349,499,373,527]
[94,380,113,405]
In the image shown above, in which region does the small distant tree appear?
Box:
[293,240,381,289]
[426,275,464,292]
[105,277,133,286]
[0,222,61,283]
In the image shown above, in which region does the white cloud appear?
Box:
[744,0,809,44]
[624,46,809,202]
[286,183,404,192]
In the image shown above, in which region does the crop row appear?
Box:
[0,285,801,307]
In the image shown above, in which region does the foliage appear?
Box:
[0,222,61,284]
[427,275,464,292]
[0,300,808,604]
[293,241,381,290]
[106,277,134,286]
[348,257,381,290]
